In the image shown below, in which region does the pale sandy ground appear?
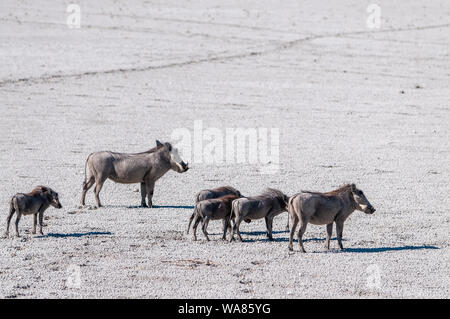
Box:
[0,0,449,299]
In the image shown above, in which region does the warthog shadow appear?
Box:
[240,230,287,236]
[37,232,112,238]
[342,245,439,253]
[124,205,194,209]
[236,234,338,243]
[238,237,331,243]
[238,236,440,252]
[244,237,290,243]
[153,205,194,209]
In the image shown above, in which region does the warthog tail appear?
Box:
[287,195,295,214]
[83,153,93,186]
[195,192,201,203]
[9,197,15,215]
[187,205,197,234]
[230,200,239,224]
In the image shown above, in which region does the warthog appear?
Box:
[191,194,240,241]
[287,183,376,252]
[4,186,62,237]
[195,186,242,203]
[186,186,242,234]
[80,140,189,208]
[230,188,289,242]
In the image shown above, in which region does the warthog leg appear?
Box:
[336,221,344,250]
[94,177,106,208]
[325,223,333,250]
[140,182,148,207]
[186,212,194,234]
[222,219,230,240]
[288,214,298,251]
[14,212,22,237]
[192,215,202,241]
[297,219,308,253]
[236,224,243,242]
[202,217,210,241]
[229,224,235,242]
[227,216,236,241]
[4,199,16,237]
[38,211,44,235]
[80,177,95,206]
[187,214,209,235]
[32,213,37,234]
[265,216,274,241]
[145,180,155,208]
[232,216,243,242]
[285,214,290,232]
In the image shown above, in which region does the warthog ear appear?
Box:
[43,189,53,201]
[350,184,356,191]
[164,142,172,151]
[156,140,163,147]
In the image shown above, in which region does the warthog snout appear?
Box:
[181,161,189,171]
[366,205,376,214]
[52,200,62,209]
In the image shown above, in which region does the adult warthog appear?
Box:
[80,140,189,208]
[287,183,376,253]
[191,194,240,241]
[187,186,242,234]
[230,188,289,242]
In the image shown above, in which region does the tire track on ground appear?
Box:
[1,22,449,87]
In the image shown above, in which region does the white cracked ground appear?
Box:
[0,0,449,298]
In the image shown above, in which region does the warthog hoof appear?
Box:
[288,245,293,251]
